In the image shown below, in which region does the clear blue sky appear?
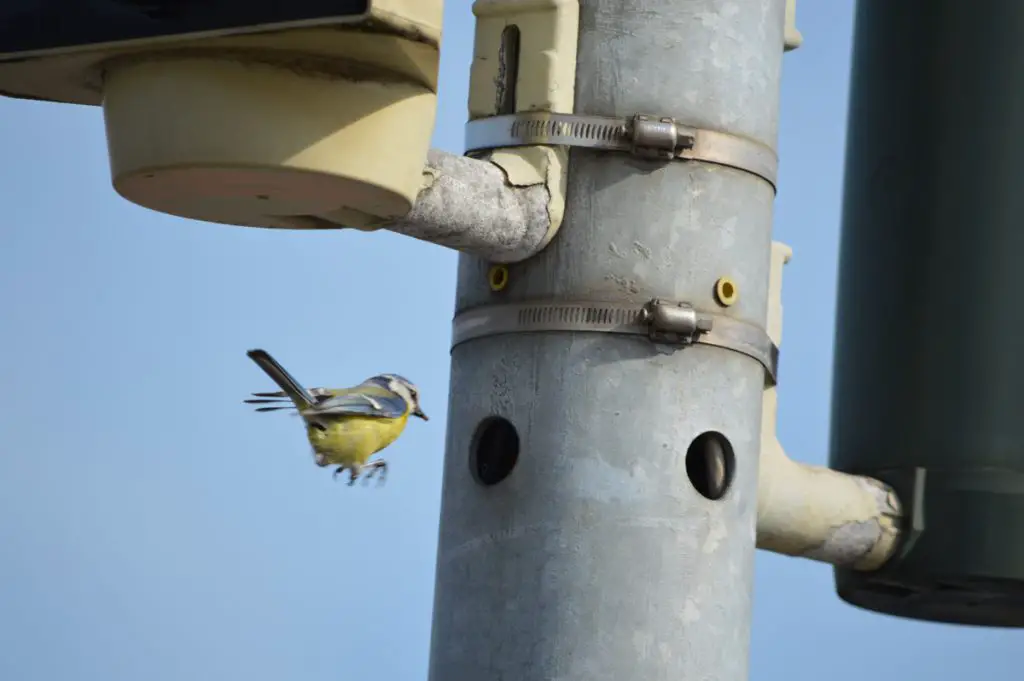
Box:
[0,4,1018,680]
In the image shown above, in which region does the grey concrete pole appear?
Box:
[428,1,787,680]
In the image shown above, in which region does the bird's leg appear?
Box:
[362,459,388,486]
[348,464,362,487]
[332,465,349,482]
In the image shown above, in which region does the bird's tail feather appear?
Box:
[244,395,299,413]
[246,349,316,410]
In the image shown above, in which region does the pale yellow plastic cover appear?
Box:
[469,0,578,118]
[103,50,438,230]
[784,0,803,51]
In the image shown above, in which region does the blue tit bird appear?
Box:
[244,349,428,486]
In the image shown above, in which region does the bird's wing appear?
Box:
[305,386,408,419]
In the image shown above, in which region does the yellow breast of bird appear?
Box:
[305,413,410,467]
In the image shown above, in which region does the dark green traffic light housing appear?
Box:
[830,0,1024,627]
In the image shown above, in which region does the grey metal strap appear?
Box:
[464,111,778,190]
[451,299,779,385]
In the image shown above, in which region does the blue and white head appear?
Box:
[367,373,428,420]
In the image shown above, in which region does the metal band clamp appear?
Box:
[464,111,779,190]
[451,298,779,385]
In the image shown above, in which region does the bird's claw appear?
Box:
[332,465,356,486]
[331,461,387,487]
[362,460,388,487]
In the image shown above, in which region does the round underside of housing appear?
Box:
[101,56,437,229]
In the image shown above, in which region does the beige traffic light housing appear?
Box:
[0,1,443,230]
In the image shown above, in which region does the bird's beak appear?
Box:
[413,407,429,421]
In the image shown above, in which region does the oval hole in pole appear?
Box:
[497,25,521,115]
[685,431,735,500]
[470,416,520,486]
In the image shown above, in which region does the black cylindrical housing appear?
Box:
[830,0,1024,627]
